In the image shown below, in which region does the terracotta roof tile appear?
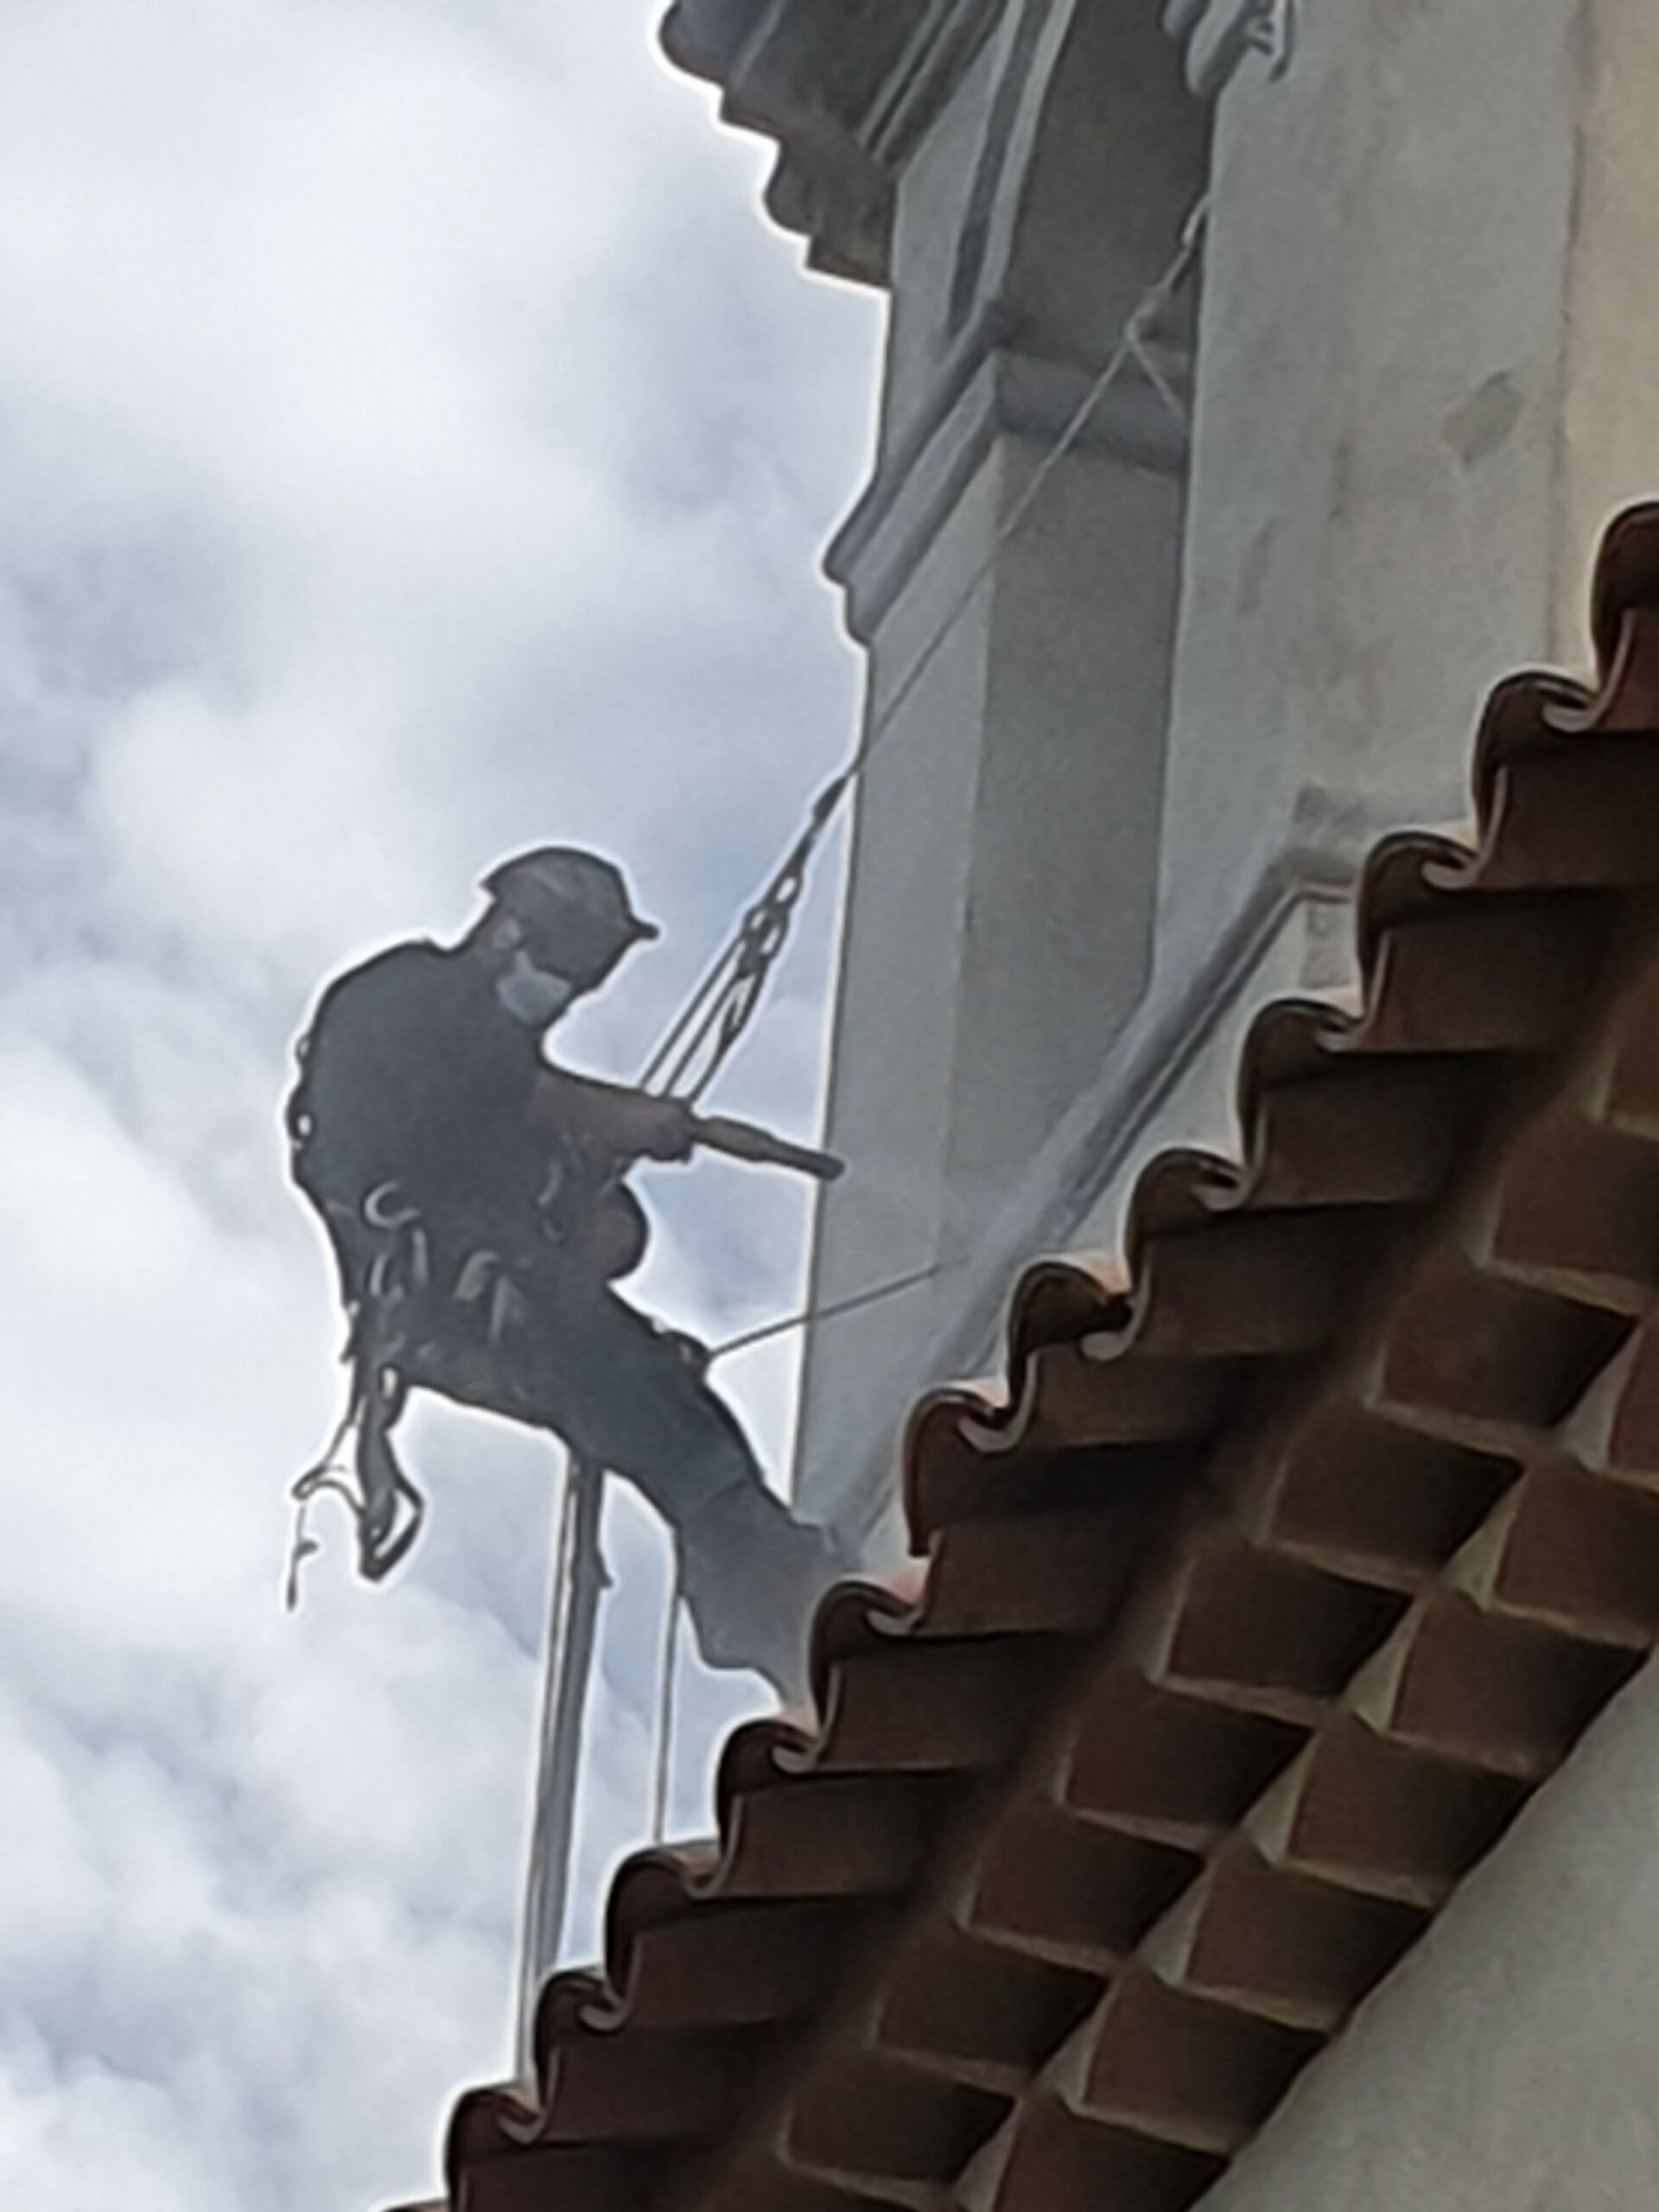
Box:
[400,502,1659,2212]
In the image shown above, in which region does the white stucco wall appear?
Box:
[798,0,1203,1530]
[803,436,1187,1530]
[1075,0,1659,1363]
[1554,0,1659,653]
[1066,883,1355,1257]
[1157,0,1580,978]
[1205,1658,1659,2211]
[794,0,1659,1544]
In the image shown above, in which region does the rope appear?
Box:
[649,1561,683,1843]
[706,1257,951,1366]
[639,192,1211,1109]
[282,1397,358,1610]
[516,1455,609,2031]
[640,772,851,1102]
[518,1458,580,1945]
[550,195,1215,1882]
[545,1452,582,1669]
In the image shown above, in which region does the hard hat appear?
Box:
[480,845,658,979]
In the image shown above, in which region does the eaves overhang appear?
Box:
[658,0,1003,286]
[395,502,1659,2212]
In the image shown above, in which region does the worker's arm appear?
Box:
[528,1065,694,1160]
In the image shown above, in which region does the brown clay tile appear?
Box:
[1142,1849,1427,2028]
[1353,896,1610,1055]
[1376,1255,1633,1427]
[962,2096,1225,2212]
[811,1638,1073,1775]
[1156,1539,1408,1702]
[786,2052,1008,2187]
[968,1798,1199,1964]
[1257,1403,1520,1581]
[1126,1210,1389,1361]
[1346,1593,1642,1777]
[537,2026,757,2143]
[451,2141,670,2212]
[914,1503,1153,1639]
[1578,502,1659,727]
[711,2164,918,2212]
[1064,1672,1306,1842]
[1599,959,1659,1130]
[1242,1719,1526,1906]
[1241,1056,1491,1211]
[1484,1110,1659,1306]
[1602,1315,1659,1474]
[414,507,1659,2212]
[901,1428,1192,1550]
[874,1925,1100,2084]
[1078,1970,1321,2153]
[983,1343,1236,1455]
[715,1771,957,1901]
[1454,1457,1659,1643]
[1476,743,1659,889]
[614,1900,871,2030]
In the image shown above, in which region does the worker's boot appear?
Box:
[676,1482,855,1707]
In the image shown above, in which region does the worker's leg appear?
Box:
[458,1278,849,1700]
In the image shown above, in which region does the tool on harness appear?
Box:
[283,1091,842,1605]
[283,1303,426,1609]
[283,1173,438,1607]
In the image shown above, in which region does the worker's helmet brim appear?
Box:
[481,844,658,972]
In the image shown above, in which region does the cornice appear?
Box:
[828,314,1192,640]
[658,0,1006,285]
[1162,0,1295,97]
[862,0,1007,171]
[659,1,1256,278]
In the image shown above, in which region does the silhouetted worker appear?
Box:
[287,846,847,1700]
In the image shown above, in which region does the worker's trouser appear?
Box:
[402,1240,844,1701]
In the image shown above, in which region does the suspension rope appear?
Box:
[639,192,1211,1109]
[516,1455,608,2031]
[639,771,852,1101]
[555,196,1215,1889]
[545,1452,582,1669]
[648,1560,684,1843]
[705,1257,953,1367]
[518,1458,579,1916]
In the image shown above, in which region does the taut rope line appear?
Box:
[641,194,1211,1110]
[518,196,1211,2032]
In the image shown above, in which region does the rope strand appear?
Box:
[707,1257,952,1366]
[639,195,1211,1108]
[573,198,1214,1885]
[649,1566,683,1844]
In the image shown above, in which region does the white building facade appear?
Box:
[645,9,1659,2202]
[664,0,1659,1556]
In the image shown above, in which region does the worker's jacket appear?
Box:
[288,938,582,1308]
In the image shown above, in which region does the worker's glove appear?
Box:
[658,1326,712,1376]
[633,1095,696,1162]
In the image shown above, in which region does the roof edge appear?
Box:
[657,0,983,286]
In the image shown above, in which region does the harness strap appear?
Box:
[284,1215,435,1606]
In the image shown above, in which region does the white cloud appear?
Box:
[0,1,880,2203]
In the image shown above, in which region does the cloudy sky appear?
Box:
[0,4,880,2205]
